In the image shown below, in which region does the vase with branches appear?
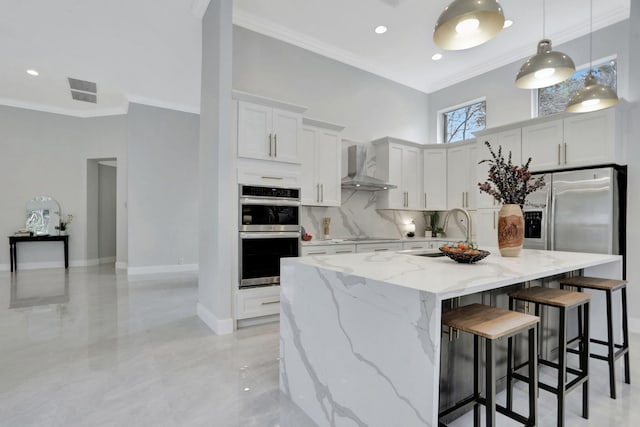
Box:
[478,141,545,256]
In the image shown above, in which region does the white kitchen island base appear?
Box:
[279,249,622,427]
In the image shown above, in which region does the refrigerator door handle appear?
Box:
[549,193,556,251]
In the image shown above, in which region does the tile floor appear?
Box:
[1,265,638,426]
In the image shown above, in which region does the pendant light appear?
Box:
[515,0,575,89]
[433,0,505,51]
[566,0,619,113]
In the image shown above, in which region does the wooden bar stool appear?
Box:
[560,276,630,399]
[439,303,539,427]
[508,287,591,427]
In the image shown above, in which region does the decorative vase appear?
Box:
[498,204,524,257]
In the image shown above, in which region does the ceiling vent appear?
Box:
[68,77,97,104]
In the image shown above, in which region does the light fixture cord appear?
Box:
[542,0,546,38]
[589,0,593,72]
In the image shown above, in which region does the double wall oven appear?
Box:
[239,185,300,288]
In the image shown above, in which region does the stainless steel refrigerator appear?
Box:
[523,166,625,257]
[523,166,626,361]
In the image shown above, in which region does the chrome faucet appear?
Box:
[443,208,472,243]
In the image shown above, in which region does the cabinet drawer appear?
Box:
[402,241,430,251]
[356,242,403,253]
[236,287,280,320]
[332,245,356,254]
[301,246,332,256]
[237,165,301,187]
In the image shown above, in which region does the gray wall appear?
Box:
[0,106,128,269]
[233,26,430,143]
[428,20,631,142]
[626,5,640,325]
[127,103,199,269]
[98,163,117,260]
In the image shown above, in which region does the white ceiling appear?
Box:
[0,0,630,117]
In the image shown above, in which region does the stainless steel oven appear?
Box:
[239,185,300,288]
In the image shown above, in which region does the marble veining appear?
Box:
[281,249,623,426]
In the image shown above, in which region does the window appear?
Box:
[442,99,486,143]
[537,59,617,117]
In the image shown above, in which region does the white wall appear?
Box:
[127,103,199,271]
[0,106,127,270]
[625,5,640,328]
[233,26,430,144]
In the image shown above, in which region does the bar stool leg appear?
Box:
[583,301,590,419]
[606,290,617,399]
[622,287,631,385]
[528,326,538,426]
[486,338,496,427]
[557,307,567,427]
[507,297,514,411]
[474,334,480,427]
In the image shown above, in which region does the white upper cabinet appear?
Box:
[237,100,303,164]
[563,109,616,167]
[423,148,448,210]
[447,143,476,210]
[476,208,499,247]
[522,109,617,172]
[476,129,522,209]
[301,119,344,207]
[521,120,564,171]
[374,138,423,210]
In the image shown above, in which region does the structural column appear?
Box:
[197,0,234,334]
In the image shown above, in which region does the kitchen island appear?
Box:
[279,248,622,427]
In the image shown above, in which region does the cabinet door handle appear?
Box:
[335,250,353,254]
[316,184,320,202]
[262,176,283,180]
[321,184,324,203]
[268,134,272,157]
[261,300,280,306]
[308,251,328,255]
[424,193,427,209]
[374,248,389,252]
[564,143,567,165]
[557,143,561,165]
[274,134,277,157]
[493,211,496,229]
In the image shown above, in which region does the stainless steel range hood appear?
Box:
[341,145,396,191]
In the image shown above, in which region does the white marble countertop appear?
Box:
[300,237,450,246]
[283,248,622,300]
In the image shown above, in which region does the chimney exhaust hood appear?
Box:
[341,145,396,191]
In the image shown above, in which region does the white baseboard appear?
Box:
[99,256,116,264]
[115,261,128,270]
[0,259,99,271]
[629,316,640,334]
[127,263,198,275]
[197,302,234,335]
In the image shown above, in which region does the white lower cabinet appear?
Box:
[402,241,431,251]
[476,208,499,247]
[301,244,356,256]
[356,242,403,253]
[236,286,281,320]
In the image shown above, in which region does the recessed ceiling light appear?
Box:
[374,25,388,34]
[432,53,444,61]
[503,19,513,28]
[26,69,39,76]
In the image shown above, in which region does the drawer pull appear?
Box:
[335,250,353,254]
[308,251,328,255]
[374,248,389,252]
[261,176,284,180]
[261,300,280,306]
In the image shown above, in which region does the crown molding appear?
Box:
[233,5,629,96]
[127,95,200,114]
[232,9,427,94]
[0,98,128,118]
[191,0,211,18]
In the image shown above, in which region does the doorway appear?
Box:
[87,158,117,266]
